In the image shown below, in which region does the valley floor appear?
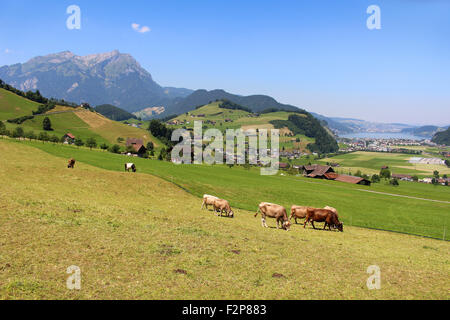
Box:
[0,140,448,299]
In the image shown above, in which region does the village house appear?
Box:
[63,133,76,144]
[301,164,335,178]
[126,138,148,157]
[392,174,414,181]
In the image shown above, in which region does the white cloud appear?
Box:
[4,48,12,54]
[131,23,151,34]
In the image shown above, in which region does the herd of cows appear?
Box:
[67,159,343,232]
[202,195,344,232]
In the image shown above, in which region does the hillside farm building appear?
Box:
[63,133,75,144]
[126,138,147,157]
[301,164,335,178]
[301,164,371,186]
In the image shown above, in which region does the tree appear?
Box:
[445,160,450,168]
[433,170,440,179]
[443,174,448,179]
[380,168,391,179]
[108,144,121,154]
[38,132,49,142]
[86,137,97,150]
[390,178,399,186]
[355,170,363,177]
[42,117,52,131]
[0,121,5,135]
[412,175,419,182]
[25,131,36,141]
[146,141,154,151]
[117,137,124,143]
[74,138,84,147]
[50,135,59,143]
[100,143,109,151]
[12,127,24,138]
[371,174,380,183]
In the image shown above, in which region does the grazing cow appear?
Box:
[213,199,234,218]
[125,163,136,172]
[255,202,291,231]
[202,194,219,210]
[67,158,76,169]
[290,205,314,224]
[304,208,343,232]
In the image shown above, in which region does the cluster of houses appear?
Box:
[390,173,449,185]
[338,138,435,153]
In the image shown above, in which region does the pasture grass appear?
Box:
[0,140,448,299]
[6,138,450,240]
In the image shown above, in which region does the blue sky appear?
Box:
[0,0,449,125]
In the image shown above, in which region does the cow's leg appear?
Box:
[311,221,316,229]
[295,218,298,224]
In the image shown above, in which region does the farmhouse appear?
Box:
[63,133,76,144]
[392,174,413,181]
[126,138,147,157]
[334,175,372,186]
[301,164,335,178]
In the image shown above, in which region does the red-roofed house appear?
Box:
[63,133,76,144]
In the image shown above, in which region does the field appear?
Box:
[6,138,450,240]
[0,88,40,120]
[0,139,449,299]
[320,151,450,177]
[0,89,162,149]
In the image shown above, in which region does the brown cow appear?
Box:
[213,199,234,218]
[202,194,219,210]
[255,202,291,231]
[304,208,343,232]
[290,205,313,224]
[67,158,76,169]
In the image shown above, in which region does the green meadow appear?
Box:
[320,151,450,177]
[0,139,448,299]
[7,138,450,240]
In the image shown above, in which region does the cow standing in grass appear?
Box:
[201,194,219,210]
[255,202,291,231]
[67,158,76,169]
[304,208,343,232]
[125,163,136,172]
[290,205,313,224]
[213,199,234,218]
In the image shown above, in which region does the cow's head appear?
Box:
[132,167,137,172]
[283,220,291,231]
[336,222,343,232]
[229,210,234,218]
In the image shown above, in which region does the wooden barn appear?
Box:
[301,164,335,179]
[334,174,371,186]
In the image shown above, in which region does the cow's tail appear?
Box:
[254,207,260,218]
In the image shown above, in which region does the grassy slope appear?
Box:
[0,88,40,120]
[320,152,450,177]
[10,139,450,240]
[0,139,448,299]
[170,102,314,152]
[0,90,163,149]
